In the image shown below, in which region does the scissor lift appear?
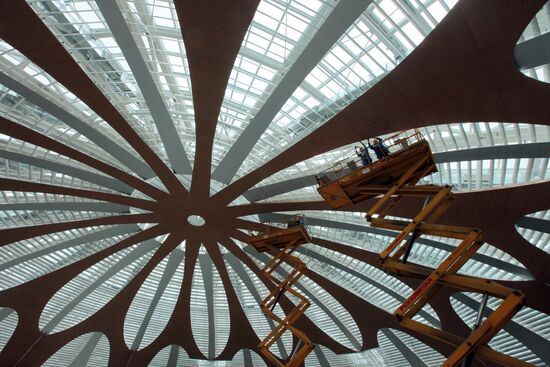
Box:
[317,132,530,367]
[248,220,314,367]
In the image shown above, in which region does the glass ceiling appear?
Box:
[0,0,549,366]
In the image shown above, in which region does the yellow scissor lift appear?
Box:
[317,131,530,367]
[248,216,314,367]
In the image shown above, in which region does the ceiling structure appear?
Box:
[0,0,549,366]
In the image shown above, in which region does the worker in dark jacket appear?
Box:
[355,143,372,166]
[368,137,389,159]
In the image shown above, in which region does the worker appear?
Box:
[287,214,305,228]
[355,143,372,166]
[368,137,389,159]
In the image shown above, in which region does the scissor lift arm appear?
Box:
[248,226,314,367]
[362,168,528,367]
[317,136,531,367]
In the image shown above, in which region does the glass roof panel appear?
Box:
[305,345,386,366]
[0,39,143,173]
[253,123,550,192]
[0,308,18,354]
[190,250,230,359]
[0,225,134,291]
[211,0,336,171]
[516,210,550,254]
[378,328,445,366]
[124,246,185,350]
[237,0,457,178]
[223,250,292,359]
[43,332,110,367]
[451,292,550,367]
[39,241,158,334]
[25,0,173,163]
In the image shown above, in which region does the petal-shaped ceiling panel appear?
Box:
[211,0,337,179]
[124,246,185,350]
[0,201,117,229]
[190,248,230,359]
[304,344,386,367]
[229,348,267,366]
[233,0,460,181]
[148,345,266,366]
[148,345,189,367]
[516,2,550,83]
[451,292,550,366]
[0,41,143,174]
[516,209,550,254]
[39,240,159,334]
[295,274,362,351]
[0,308,18,353]
[42,332,110,367]
[223,251,292,359]
[25,0,190,171]
[378,328,445,367]
[297,243,440,328]
[0,225,138,291]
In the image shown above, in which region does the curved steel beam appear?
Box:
[0,1,185,196]
[0,72,154,179]
[0,116,167,201]
[0,213,156,247]
[0,178,156,211]
[130,248,184,351]
[96,1,192,175]
[213,0,373,184]
[68,332,103,367]
[380,328,428,367]
[0,224,139,273]
[224,252,289,359]
[296,244,441,328]
[0,149,132,194]
[244,247,362,351]
[213,0,549,204]
[452,292,550,366]
[242,142,550,202]
[40,238,160,334]
[260,213,531,279]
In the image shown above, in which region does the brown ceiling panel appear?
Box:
[0,225,168,366]
[174,0,260,196]
[213,0,549,205]
[0,213,157,248]
[0,178,156,211]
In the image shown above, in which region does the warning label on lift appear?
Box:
[398,276,434,314]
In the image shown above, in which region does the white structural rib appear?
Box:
[212,0,373,184]
[96,0,192,174]
[0,72,154,179]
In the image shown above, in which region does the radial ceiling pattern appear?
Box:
[0,0,549,366]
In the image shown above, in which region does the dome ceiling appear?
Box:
[0,0,549,366]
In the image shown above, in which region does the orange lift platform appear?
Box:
[248,215,314,367]
[316,131,530,367]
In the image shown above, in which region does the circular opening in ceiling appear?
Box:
[187,215,206,227]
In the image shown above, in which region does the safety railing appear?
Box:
[247,215,307,237]
[315,129,425,186]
